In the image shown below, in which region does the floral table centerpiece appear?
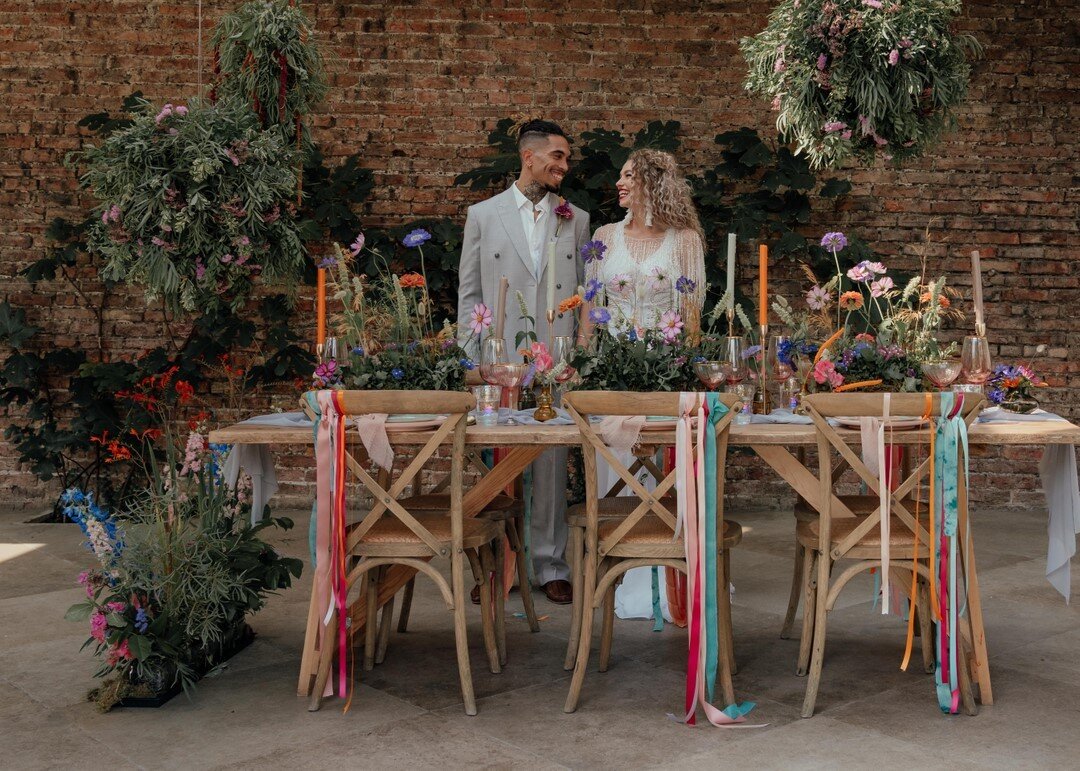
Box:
[317,238,472,391]
[987,363,1047,414]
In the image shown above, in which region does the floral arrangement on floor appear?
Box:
[77,96,306,312]
[741,0,982,168]
[64,436,302,711]
[317,235,471,391]
[771,230,963,392]
[986,363,1046,412]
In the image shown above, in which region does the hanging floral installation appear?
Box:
[741,0,982,169]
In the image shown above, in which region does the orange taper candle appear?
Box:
[316,268,327,347]
[758,243,768,327]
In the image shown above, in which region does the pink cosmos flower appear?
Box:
[469,303,492,335]
[658,310,684,342]
[607,273,632,295]
[648,266,670,289]
[870,276,894,297]
[813,359,844,389]
[806,285,831,310]
[530,342,554,373]
[349,233,365,256]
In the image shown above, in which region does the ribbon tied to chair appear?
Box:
[674,392,757,727]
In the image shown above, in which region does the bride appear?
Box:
[581,148,706,338]
[582,149,708,622]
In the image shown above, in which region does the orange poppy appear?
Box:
[399,273,425,288]
[838,291,864,311]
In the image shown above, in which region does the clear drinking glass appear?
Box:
[771,335,794,381]
[722,336,748,387]
[960,336,992,385]
[479,337,507,385]
[551,336,576,384]
[471,385,502,426]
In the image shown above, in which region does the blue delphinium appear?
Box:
[390,367,405,381]
[134,607,150,633]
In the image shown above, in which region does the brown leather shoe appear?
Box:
[470,585,481,605]
[541,580,573,605]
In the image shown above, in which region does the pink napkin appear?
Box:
[597,415,647,454]
[353,414,394,471]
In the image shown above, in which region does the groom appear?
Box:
[457,119,590,603]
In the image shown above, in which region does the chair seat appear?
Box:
[355,514,503,551]
[599,516,743,548]
[793,494,918,523]
[399,493,521,520]
[796,516,928,556]
[566,495,677,528]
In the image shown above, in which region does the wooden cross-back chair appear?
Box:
[562,391,743,714]
[302,391,504,716]
[798,392,985,718]
[563,444,675,670]
[396,448,540,643]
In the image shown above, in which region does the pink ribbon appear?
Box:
[354,413,394,470]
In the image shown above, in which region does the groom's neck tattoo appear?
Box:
[522,181,547,204]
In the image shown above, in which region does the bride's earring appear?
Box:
[644,203,653,228]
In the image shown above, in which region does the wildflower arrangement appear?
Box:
[741,0,981,168]
[77,96,306,312]
[772,231,963,393]
[570,303,696,392]
[322,238,470,391]
[986,363,1046,409]
[64,434,302,711]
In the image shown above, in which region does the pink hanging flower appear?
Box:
[888,49,900,66]
[468,303,492,335]
[817,53,828,71]
[824,121,847,133]
[813,359,844,389]
[863,0,883,8]
[658,310,684,342]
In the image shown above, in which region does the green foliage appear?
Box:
[741,0,982,168]
[345,345,468,392]
[211,0,328,139]
[570,329,696,392]
[76,96,306,313]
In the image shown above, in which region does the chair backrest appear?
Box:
[564,391,739,557]
[802,391,984,556]
[304,390,475,557]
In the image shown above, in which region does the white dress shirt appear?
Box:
[512,184,553,275]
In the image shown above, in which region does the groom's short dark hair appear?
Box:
[518,119,570,151]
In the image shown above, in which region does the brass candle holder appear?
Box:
[533,309,558,422]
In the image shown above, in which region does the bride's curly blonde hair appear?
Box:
[626,149,704,242]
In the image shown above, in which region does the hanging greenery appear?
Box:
[741,0,981,169]
[210,0,328,142]
[76,96,306,312]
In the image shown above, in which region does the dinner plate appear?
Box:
[834,416,928,431]
[384,414,446,432]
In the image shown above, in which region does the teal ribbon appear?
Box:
[932,391,971,714]
[651,566,664,632]
[704,393,729,702]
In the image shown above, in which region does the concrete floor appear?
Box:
[1,504,1078,770]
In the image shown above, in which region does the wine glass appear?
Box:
[492,362,529,411]
[960,336,992,386]
[771,335,794,381]
[551,336,576,384]
[921,358,962,390]
[693,360,732,391]
[479,337,507,385]
[722,336,748,387]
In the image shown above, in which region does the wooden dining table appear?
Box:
[209,417,1080,703]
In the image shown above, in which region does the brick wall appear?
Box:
[1,1,1077,510]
